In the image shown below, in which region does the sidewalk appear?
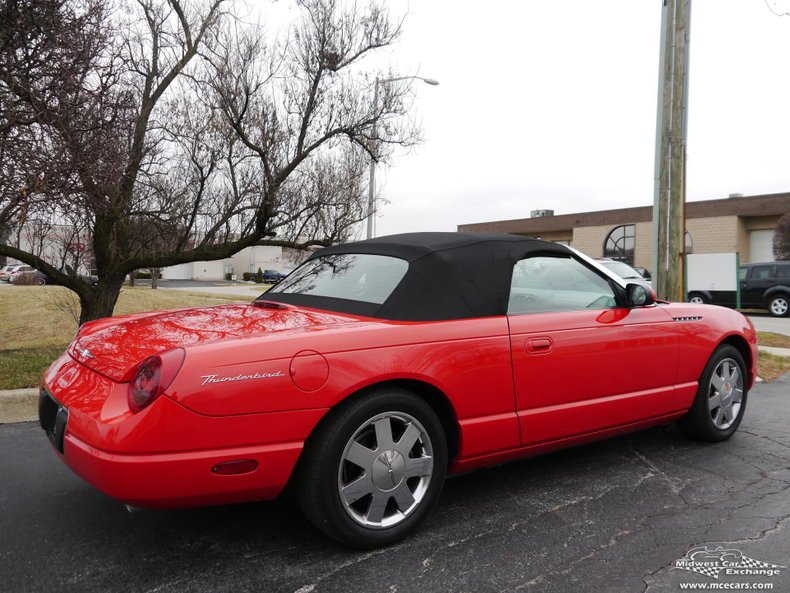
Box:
[3,347,789,424]
[0,388,38,423]
[759,345,790,358]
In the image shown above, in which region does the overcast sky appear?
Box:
[345,0,790,236]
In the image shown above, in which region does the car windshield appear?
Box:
[601,261,643,280]
[267,253,408,304]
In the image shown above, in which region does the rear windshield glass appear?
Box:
[267,254,408,304]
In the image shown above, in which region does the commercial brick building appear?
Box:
[458,192,790,271]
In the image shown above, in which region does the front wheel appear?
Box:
[678,345,747,442]
[296,388,447,548]
[688,292,707,305]
[768,294,790,317]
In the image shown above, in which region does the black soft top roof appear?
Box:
[263,232,572,321]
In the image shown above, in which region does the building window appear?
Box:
[685,230,693,254]
[604,224,635,265]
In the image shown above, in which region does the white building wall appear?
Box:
[191,261,225,280]
[231,245,291,275]
[161,263,192,280]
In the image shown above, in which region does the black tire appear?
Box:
[678,345,748,442]
[768,294,790,317]
[688,292,707,305]
[35,277,46,286]
[296,387,447,548]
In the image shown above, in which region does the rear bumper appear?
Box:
[61,432,303,509]
[40,352,327,508]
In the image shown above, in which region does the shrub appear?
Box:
[242,272,253,282]
[255,267,264,283]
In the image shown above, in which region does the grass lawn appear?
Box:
[756,351,790,383]
[755,331,790,349]
[0,286,247,390]
[2,287,790,390]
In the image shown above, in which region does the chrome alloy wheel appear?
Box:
[708,358,743,430]
[770,296,789,317]
[337,412,434,529]
[689,295,705,304]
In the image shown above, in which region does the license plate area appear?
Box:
[38,389,68,454]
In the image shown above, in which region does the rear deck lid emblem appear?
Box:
[78,347,95,359]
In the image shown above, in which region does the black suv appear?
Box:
[688,261,790,316]
[739,262,790,316]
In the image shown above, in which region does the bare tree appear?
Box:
[0,0,420,324]
[774,213,790,261]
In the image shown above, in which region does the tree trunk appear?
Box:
[128,270,136,286]
[150,267,159,289]
[78,280,124,324]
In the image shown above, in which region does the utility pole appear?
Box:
[652,0,691,301]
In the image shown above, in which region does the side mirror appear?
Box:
[626,283,656,307]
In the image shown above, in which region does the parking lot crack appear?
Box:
[720,510,790,544]
[514,527,636,590]
[642,557,678,593]
[739,429,790,452]
[417,527,501,575]
[627,442,690,495]
[291,549,387,593]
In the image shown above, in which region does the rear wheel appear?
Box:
[296,388,447,548]
[768,294,789,317]
[688,292,707,304]
[35,277,46,286]
[678,345,747,442]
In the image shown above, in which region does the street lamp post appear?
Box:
[366,75,439,240]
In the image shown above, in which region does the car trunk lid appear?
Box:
[69,303,359,381]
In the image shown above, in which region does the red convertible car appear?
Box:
[39,233,757,547]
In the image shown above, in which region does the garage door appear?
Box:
[749,229,775,263]
[162,263,193,280]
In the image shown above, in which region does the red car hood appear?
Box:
[69,303,359,381]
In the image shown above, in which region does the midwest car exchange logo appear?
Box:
[674,546,785,580]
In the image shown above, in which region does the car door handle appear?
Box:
[525,337,553,354]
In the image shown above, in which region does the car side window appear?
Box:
[776,265,790,280]
[508,256,617,315]
[751,266,774,281]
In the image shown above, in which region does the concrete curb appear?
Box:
[0,388,38,424]
[758,345,790,358]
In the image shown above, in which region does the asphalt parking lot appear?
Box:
[2,376,788,593]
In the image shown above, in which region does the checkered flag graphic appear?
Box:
[683,564,724,579]
[675,546,786,580]
[737,555,785,570]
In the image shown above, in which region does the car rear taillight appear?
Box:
[127,348,185,413]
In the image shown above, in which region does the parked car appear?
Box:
[595,258,652,288]
[14,270,50,286]
[8,265,34,283]
[687,261,790,317]
[15,269,99,287]
[0,264,24,282]
[263,269,288,284]
[39,232,756,548]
